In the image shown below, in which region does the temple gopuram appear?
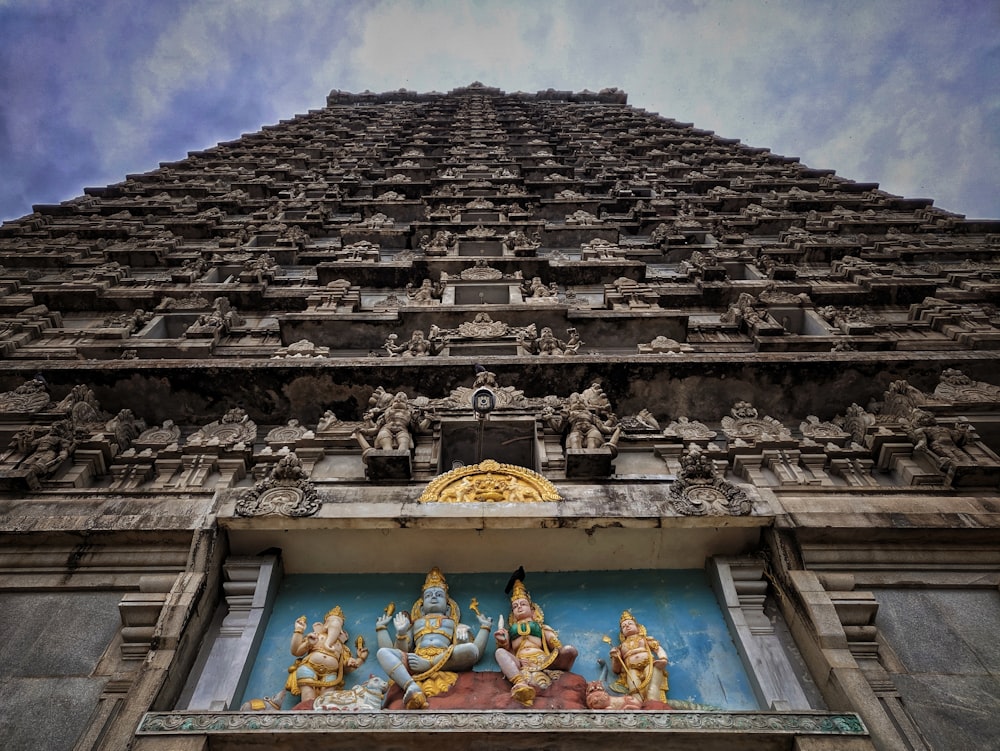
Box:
[2,83,998,751]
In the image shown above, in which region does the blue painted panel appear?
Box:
[242,569,757,710]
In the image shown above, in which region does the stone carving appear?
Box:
[521,276,558,300]
[187,408,257,449]
[383,329,444,358]
[265,420,312,444]
[272,339,330,358]
[419,230,457,256]
[141,710,868,735]
[879,379,931,420]
[933,368,1000,404]
[242,252,282,279]
[721,293,764,326]
[495,574,578,707]
[456,313,510,339]
[581,239,625,260]
[240,690,286,712]
[835,403,877,445]
[186,297,245,336]
[136,420,181,448]
[419,459,562,503]
[564,210,600,225]
[667,444,753,516]
[720,401,792,443]
[352,390,433,454]
[637,335,691,354]
[286,605,369,704]
[501,230,540,256]
[336,241,380,262]
[405,278,445,304]
[799,415,850,444]
[541,383,621,468]
[605,610,669,705]
[102,308,153,333]
[618,410,661,433]
[518,326,581,356]
[314,674,388,712]
[12,419,76,484]
[459,259,503,280]
[234,452,320,517]
[0,378,51,414]
[662,417,718,443]
[466,224,496,238]
[375,567,493,709]
[905,410,977,469]
[104,409,146,452]
[157,295,211,310]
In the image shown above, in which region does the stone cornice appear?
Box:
[140,709,866,737]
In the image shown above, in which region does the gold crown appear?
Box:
[619,610,635,625]
[509,578,529,602]
[324,605,344,621]
[423,566,448,593]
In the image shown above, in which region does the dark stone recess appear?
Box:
[1,352,994,426]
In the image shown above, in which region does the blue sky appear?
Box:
[1,0,997,221]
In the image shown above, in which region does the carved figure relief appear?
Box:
[720,401,792,443]
[494,573,578,706]
[286,605,368,703]
[666,444,753,516]
[235,451,320,518]
[375,568,493,709]
[419,460,561,503]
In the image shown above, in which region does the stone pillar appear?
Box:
[709,557,813,710]
[180,554,282,710]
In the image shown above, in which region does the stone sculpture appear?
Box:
[352,390,433,453]
[375,567,493,709]
[286,605,368,704]
[518,325,581,356]
[606,610,669,704]
[313,674,388,712]
[494,575,577,706]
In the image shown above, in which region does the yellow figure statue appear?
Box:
[375,567,493,709]
[609,610,669,703]
[286,605,368,703]
[494,578,578,706]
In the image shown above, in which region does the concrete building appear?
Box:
[1,83,998,750]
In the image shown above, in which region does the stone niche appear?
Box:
[437,419,536,470]
[178,560,821,714]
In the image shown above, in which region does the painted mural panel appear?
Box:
[242,569,757,710]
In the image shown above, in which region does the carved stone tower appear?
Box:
[1,83,997,750]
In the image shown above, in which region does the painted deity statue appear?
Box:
[375,567,493,709]
[286,606,368,703]
[608,610,668,703]
[494,578,578,706]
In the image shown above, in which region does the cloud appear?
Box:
[0,0,997,221]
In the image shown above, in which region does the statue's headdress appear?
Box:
[324,605,344,621]
[509,578,529,603]
[412,566,459,622]
[422,566,448,594]
[505,566,543,623]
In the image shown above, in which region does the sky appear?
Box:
[0,0,997,223]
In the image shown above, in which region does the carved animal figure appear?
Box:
[313,674,388,711]
[240,689,285,711]
[585,680,642,710]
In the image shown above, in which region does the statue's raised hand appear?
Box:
[393,611,411,636]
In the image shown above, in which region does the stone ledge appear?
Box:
[139,710,866,736]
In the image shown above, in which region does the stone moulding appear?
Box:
[419,459,562,503]
[139,710,866,736]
